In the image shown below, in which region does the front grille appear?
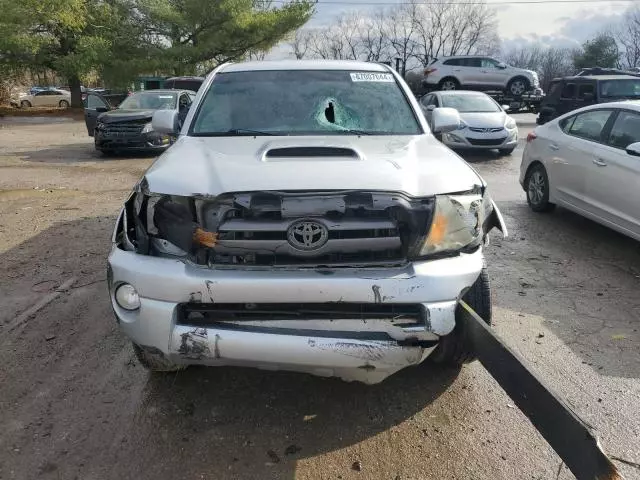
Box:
[466,137,507,146]
[178,302,425,324]
[196,191,435,267]
[101,121,146,138]
[468,127,504,133]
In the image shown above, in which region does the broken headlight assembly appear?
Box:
[120,184,217,257]
[416,192,489,257]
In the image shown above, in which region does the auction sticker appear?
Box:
[350,72,394,82]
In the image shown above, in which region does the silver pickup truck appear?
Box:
[107,60,506,384]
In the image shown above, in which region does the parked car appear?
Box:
[537,74,640,124]
[163,76,205,92]
[87,89,195,154]
[521,101,640,240]
[16,88,71,108]
[419,90,518,155]
[107,60,507,385]
[422,56,540,97]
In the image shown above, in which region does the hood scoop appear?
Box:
[263,146,361,161]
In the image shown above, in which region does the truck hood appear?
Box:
[98,109,156,123]
[143,135,483,197]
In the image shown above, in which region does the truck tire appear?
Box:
[438,77,460,91]
[507,77,530,96]
[133,343,185,372]
[430,268,491,366]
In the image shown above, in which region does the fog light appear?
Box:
[115,283,140,310]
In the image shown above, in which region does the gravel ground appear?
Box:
[0,115,638,480]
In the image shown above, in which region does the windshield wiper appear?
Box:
[334,128,375,135]
[225,128,277,136]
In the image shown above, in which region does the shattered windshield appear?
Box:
[190,70,422,136]
[118,92,177,110]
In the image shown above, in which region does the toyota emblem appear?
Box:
[287,220,329,251]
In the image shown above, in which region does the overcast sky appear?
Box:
[269,0,634,58]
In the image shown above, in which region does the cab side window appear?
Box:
[561,83,576,99]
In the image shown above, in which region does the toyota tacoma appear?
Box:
[107,60,507,384]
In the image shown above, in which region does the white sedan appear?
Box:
[520,101,640,240]
[419,90,519,155]
[16,89,71,108]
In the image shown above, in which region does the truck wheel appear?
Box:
[133,343,185,372]
[430,268,491,366]
[438,77,460,91]
[507,77,530,96]
[525,163,555,212]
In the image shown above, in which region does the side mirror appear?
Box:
[502,105,510,111]
[152,110,180,135]
[431,107,461,134]
[426,104,436,111]
[96,106,109,113]
[496,62,507,69]
[625,142,640,156]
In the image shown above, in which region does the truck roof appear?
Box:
[222,60,390,73]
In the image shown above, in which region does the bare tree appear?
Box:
[617,7,640,68]
[384,3,418,75]
[359,11,391,62]
[289,29,311,59]
[411,0,499,68]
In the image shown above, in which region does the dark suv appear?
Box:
[537,74,640,124]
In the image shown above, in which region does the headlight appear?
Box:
[456,120,468,130]
[141,122,153,134]
[418,193,485,256]
[505,117,517,129]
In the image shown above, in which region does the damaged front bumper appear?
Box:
[108,245,484,384]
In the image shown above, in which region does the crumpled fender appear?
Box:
[483,199,508,238]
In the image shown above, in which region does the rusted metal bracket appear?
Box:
[458,301,623,480]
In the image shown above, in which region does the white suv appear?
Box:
[423,56,540,96]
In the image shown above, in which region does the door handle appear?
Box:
[592,158,607,167]
[549,144,559,151]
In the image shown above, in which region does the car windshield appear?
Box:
[600,79,640,98]
[440,94,501,112]
[118,92,177,110]
[190,70,421,136]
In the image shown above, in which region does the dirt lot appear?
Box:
[0,117,639,480]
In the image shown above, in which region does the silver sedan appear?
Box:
[520,101,640,241]
[419,90,519,155]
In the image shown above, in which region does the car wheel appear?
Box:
[526,163,555,212]
[430,268,491,365]
[507,77,530,96]
[499,147,516,156]
[133,343,185,372]
[59,100,69,108]
[20,100,31,108]
[438,78,460,91]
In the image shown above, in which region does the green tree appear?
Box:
[0,0,145,107]
[573,33,620,70]
[138,0,314,75]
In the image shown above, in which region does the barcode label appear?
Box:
[350,73,395,82]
